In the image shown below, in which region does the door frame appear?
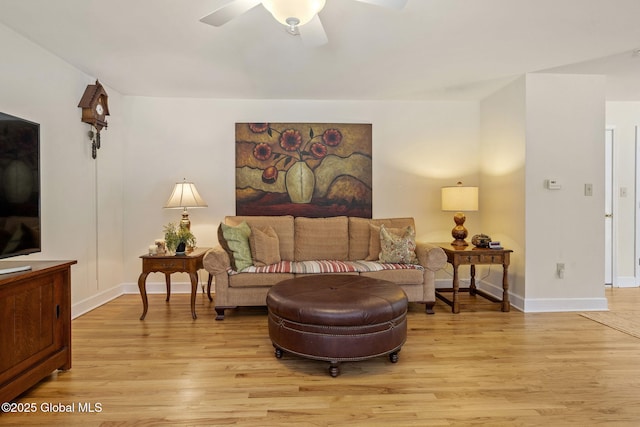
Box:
[636,126,640,285]
[605,127,616,286]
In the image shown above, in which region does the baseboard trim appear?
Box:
[435,278,608,313]
[523,297,609,312]
[72,281,197,319]
[613,276,638,288]
[72,285,124,319]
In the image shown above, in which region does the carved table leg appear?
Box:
[469,264,477,295]
[452,263,460,314]
[138,272,150,320]
[502,263,511,312]
[189,272,198,319]
[164,273,171,302]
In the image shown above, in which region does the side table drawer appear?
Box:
[479,254,504,264]
[451,254,505,265]
[458,255,481,264]
[154,259,187,271]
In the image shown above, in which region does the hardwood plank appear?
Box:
[3,288,640,426]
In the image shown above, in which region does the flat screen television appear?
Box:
[0,112,41,261]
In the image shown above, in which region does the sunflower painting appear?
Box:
[236,122,372,218]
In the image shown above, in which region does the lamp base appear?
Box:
[179,209,195,252]
[451,212,469,246]
[180,209,191,230]
[451,238,469,247]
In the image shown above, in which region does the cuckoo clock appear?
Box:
[78,80,110,158]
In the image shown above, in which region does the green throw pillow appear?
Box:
[378,224,418,264]
[219,221,253,271]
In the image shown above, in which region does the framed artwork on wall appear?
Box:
[236,122,372,218]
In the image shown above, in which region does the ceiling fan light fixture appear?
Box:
[285,17,301,34]
[262,0,326,27]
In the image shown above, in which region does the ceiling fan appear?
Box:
[200,0,408,47]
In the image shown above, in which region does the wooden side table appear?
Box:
[138,247,211,320]
[433,243,513,314]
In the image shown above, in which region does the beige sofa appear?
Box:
[203,215,447,320]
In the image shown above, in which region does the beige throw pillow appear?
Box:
[249,226,281,267]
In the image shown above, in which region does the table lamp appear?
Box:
[441,181,478,246]
[164,179,208,230]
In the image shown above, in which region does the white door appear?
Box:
[604,128,614,286]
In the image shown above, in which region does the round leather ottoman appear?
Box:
[266,274,408,377]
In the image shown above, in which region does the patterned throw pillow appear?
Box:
[366,224,407,261]
[378,224,418,264]
[218,221,253,271]
[249,226,281,267]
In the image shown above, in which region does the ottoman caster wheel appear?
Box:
[389,351,399,363]
[274,347,283,359]
[329,362,340,377]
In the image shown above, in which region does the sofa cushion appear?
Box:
[348,217,372,260]
[294,216,349,261]
[378,224,418,264]
[229,272,294,288]
[219,221,253,271]
[249,226,281,267]
[360,269,424,285]
[226,215,294,261]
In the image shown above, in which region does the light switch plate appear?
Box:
[585,183,593,196]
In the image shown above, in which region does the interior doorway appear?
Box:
[604,128,614,287]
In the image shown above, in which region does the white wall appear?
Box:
[479,76,527,303]
[121,97,479,284]
[605,102,640,286]
[524,73,607,311]
[479,74,608,312]
[0,24,125,315]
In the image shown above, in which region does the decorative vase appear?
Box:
[285,161,315,204]
[175,242,186,255]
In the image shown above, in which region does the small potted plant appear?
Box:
[163,222,196,255]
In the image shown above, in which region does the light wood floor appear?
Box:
[3,287,640,426]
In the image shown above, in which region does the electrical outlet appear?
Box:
[556,263,565,279]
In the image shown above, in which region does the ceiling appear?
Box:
[2,0,640,100]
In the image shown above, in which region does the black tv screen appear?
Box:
[0,112,40,259]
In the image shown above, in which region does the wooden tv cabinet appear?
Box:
[0,260,76,403]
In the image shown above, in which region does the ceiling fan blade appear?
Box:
[199,0,262,27]
[299,15,328,47]
[352,0,408,10]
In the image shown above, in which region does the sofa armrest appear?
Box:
[415,242,447,271]
[203,245,231,275]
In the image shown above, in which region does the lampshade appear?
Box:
[262,0,326,26]
[165,180,208,209]
[441,183,479,212]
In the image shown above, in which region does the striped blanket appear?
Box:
[228,260,423,275]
